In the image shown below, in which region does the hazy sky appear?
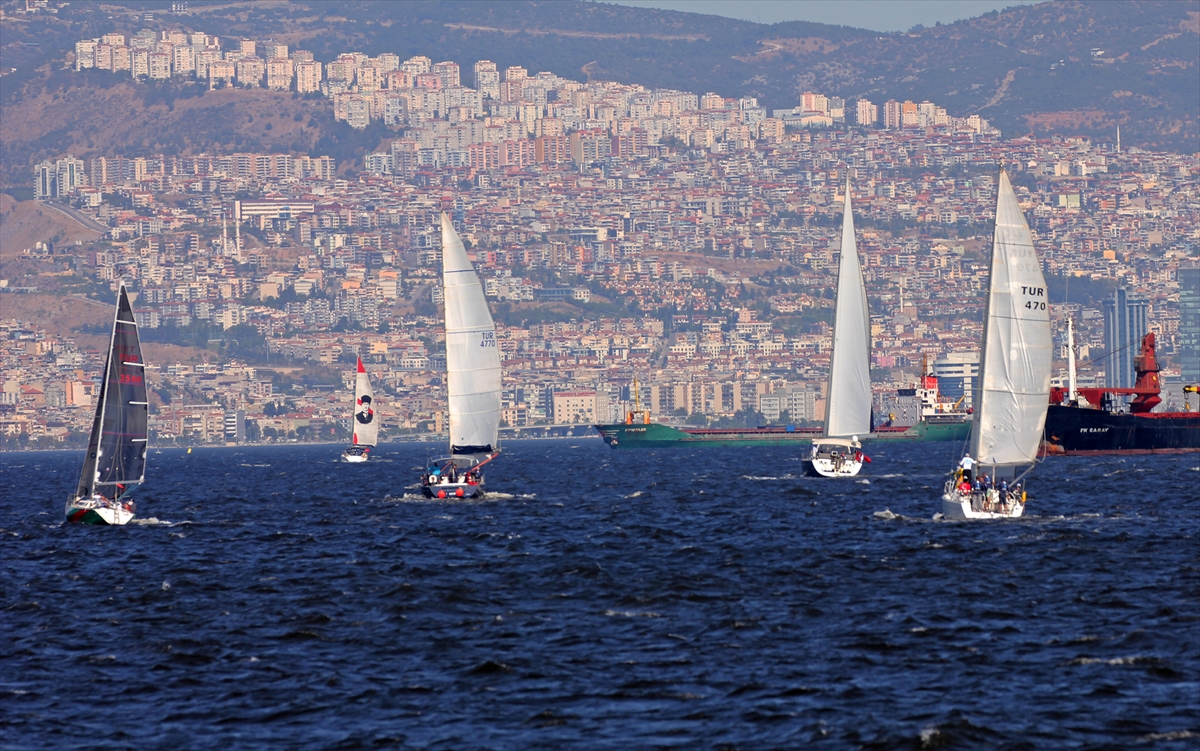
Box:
[605,1,1044,32]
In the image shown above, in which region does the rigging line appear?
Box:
[1080,337,1141,367]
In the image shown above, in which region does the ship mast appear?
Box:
[1066,316,1078,404]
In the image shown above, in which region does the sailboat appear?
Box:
[804,179,872,478]
[342,357,377,462]
[421,213,502,499]
[65,284,149,525]
[942,170,1051,519]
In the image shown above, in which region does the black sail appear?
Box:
[77,286,148,499]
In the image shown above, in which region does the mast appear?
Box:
[823,178,872,438]
[1066,316,1078,404]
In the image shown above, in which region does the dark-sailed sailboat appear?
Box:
[65,285,149,525]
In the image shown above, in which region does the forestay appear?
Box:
[351,357,378,447]
[823,181,873,438]
[441,213,502,457]
[970,171,1052,468]
[76,285,148,498]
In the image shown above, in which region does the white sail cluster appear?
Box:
[823,181,873,439]
[441,213,502,457]
[970,171,1052,468]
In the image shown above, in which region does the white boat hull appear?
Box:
[423,481,485,499]
[803,457,864,478]
[342,452,369,463]
[940,482,1025,520]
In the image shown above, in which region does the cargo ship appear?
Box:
[594,369,971,450]
[1043,333,1199,456]
[877,359,972,442]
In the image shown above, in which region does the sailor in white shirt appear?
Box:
[958,453,975,483]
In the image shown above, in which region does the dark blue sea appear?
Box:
[2,440,1197,749]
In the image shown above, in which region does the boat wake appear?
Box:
[132,517,172,525]
[874,509,932,523]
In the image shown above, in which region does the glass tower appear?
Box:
[1180,267,1200,384]
[1102,287,1149,388]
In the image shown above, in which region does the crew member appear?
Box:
[958,453,975,483]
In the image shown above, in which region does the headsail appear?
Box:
[441,213,501,458]
[823,179,872,438]
[77,285,148,498]
[351,357,378,447]
[970,171,1052,468]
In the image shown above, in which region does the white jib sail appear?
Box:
[823,180,872,438]
[352,357,378,447]
[970,171,1052,467]
[441,213,502,456]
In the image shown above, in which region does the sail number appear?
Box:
[480,332,497,348]
[1022,285,1046,310]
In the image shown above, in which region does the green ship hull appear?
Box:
[595,418,970,449]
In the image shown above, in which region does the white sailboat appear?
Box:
[65,284,148,525]
[942,170,1051,519]
[805,179,872,478]
[342,356,377,462]
[421,213,502,499]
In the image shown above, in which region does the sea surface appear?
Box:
[1,440,1197,749]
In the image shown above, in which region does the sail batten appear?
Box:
[441,213,502,456]
[970,171,1052,469]
[823,181,873,438]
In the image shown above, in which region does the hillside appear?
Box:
[0,0,1195,184]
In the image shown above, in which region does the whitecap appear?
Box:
[604,610,661,618]
[625,490,644,498]
[1137,730,1196,743]
[856,479,870,484]
[873,509,897,520]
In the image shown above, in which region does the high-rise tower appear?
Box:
[1180,267,1200,383]
[1103,287,1149,388]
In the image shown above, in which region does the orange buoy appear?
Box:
[437,489,447,499]
[456,487,464,497]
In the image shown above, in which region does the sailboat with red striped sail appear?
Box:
[342,357,377,463]
[65,284,148,525]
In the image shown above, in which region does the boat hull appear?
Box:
[342,451,369,463]
[802,457,864,477]
[596,422,818,448]
[939,483,1025,520]
[422,482,485,499]
[1043,404,1200,455]
[65,502,135,526]
[595,419,967,448]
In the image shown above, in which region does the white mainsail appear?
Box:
[970,171,1052,469]
[823,180,872,438]
[351,357,378,447]
[441,213,501,457]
